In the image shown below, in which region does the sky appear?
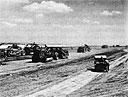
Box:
[0,0,127,45]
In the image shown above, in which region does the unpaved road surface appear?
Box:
[18,54,128,97]
[68,55,128,97]
[0,48,127,97]
[0,49,114,75]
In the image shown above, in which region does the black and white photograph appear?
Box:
[0,0,128,97]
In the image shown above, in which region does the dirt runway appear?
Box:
[0,48,127,97]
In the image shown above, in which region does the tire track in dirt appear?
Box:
[16,54,128,97]
[0,49,125,77]
[68,54,128,97]
[0,49,126,97]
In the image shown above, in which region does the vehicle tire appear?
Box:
[65,55,68,59]
[58,52,63,59]
[95,65,98,71]
[39,51,47,62]
[95,65,100,71]
[25,49,30,55]
[7,50,11,57]
[53,52,58,60]
[106,65,109,72]
[21,51,26,56]
[77,49,80,53]
[60,54,68,59]
[32,56,39,62]
[41,57,47,62]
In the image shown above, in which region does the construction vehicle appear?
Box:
[77,44,91,53]
[0,44,11,58]
[32,45,69,62]
[6,44,25,57]
[94,55,109,72]
[24,43,39,55]
[101,45,108,48]
[0,49,7,63]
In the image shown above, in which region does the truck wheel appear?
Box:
[65,55,68,59]
[95,65,98,71]
[106,66,109,72]
[53,52,58,60]
[95,65,101,71]
[32,56,36,62]
[41,57,46,62]
[32,56,39,62]
[25,49,30,55]
[7,51,11,57]
[21,51,25,56]
[58,53,63,59]
[60,54,68,59]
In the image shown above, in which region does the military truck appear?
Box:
[94,55,109,72]
[77,44,91,53]
[32,45,69,62]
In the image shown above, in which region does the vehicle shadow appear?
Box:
[87,68,108,73]
[26,59,53,63]
[0,63,6,66]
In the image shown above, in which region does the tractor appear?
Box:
[24,43,38,55]
[6,44,25,57]
[77,44,91,53]
[32,45,69,62]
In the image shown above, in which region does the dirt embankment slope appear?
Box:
[68,55,128,97]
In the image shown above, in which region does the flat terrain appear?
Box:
[20,54,128,97]
[0,47,127,97]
